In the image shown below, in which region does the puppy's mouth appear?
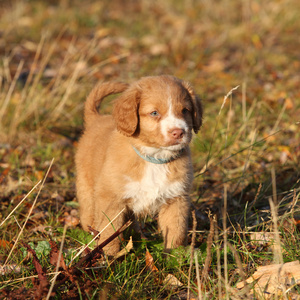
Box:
[164,132,191,149]
[162,143,186,151]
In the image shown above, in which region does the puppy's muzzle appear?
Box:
[168,128,185,142]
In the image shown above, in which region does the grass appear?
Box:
[0,0,300,299]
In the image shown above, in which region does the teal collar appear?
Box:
[132,146,184,164]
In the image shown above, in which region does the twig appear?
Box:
[68,208,126,266]
[201,213,215,283]
[0,272,59,285]
[21,241,49,299]
[203,85,239,175]
[75,220,132,268]
[223,185,228,299]
[271,167,278,206]
[52,221,132,290]
[215,219,222,300]
[234,128,257,196]
[0,60,24,125]
[219,85,240,116]
[248,183,262,211]
[242,81,247,124]
[0,180,42,227]
[51,56,84,121]
[187,210,197,300]
[46,224,67,300]
[269,197,283,265]
[197,122,299,178]
[195,253,202,300]
[4,158,54,265]
[227,243,246,282]
[289,189,298,217]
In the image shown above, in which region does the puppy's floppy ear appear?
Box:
[113,84,141,136]
[182,81,203,133]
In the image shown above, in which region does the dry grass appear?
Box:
[0,0,300,299]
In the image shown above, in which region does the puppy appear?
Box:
[76,75,203,255]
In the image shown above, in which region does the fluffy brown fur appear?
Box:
[76,75,202,255]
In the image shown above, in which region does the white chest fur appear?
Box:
[123,163,185,215]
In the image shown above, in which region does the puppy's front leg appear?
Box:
[158,197,191,251]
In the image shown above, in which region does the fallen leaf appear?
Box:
[282,218,297,235]
[149,44,169,56]
[163,273,183,288]
[21,153,36,167]
[95,27,111,38]
[278,145,291,165]
[145,250,159,273]
[31,210,47,220]
[0,175,21,195]
[0,167,10,184]
[252,34,263,49]
[49,240,67,271]
[285,97,294,110]
[32,225,53,234]
[70,209,79,216]
[0,239,12,248]
[63,212,80,227]
[22,242,49,299]
[114,236,133,259]
[0,263,22,275]
[51,192,64,202]
[237,261,300,298]
[250,231,276,246]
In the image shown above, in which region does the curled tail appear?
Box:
[84,81,129,127]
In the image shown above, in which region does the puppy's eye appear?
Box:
[182,108,189,114]
[150,111,160,117]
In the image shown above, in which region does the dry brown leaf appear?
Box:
[237,260,300,298]
[250,231,276,246]
[31,210,47,220]
[145,250,159,273]
[282,218,297,235]
[163,274,183,288]
[114,236,133,259]
[0,175,20,195]
[285,97,294,110]
[21,154,36,167]
[95,28,111,38]
[22,242,49,298]
[0,239,12,248]
[34,170,44,181]
[0,263,22,275]
[31,225,52,233]
[49,240,67,271]
[63,212,80,227]
[149,44,168,56]
[0,167,10,185]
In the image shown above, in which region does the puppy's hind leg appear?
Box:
[76,178,95,231]
[93,198,127,256]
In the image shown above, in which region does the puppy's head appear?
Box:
[113,75,203,152]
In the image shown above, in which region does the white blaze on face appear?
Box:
[160,91,189,144]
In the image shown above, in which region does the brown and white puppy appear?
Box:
[76,75,202,255]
